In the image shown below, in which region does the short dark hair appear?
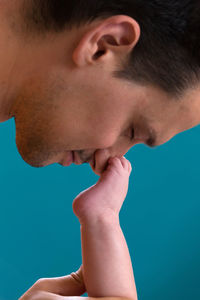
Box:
[21,0,200,98]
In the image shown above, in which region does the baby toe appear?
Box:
[120,156,129,171]
[128,160,132,173]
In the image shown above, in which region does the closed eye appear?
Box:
[130,127,135,141]
[123,126,135,141]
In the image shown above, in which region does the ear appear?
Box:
[72,15,140,67]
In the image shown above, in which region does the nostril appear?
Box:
[89,154,96,171]
[90,154,95,170]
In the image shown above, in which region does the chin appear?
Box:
[15,141,48,168]
[19,152,47,168]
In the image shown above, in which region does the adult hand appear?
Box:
[18,266,133,300]
[18,265,86,300]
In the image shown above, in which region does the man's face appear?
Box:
[9,19,199,176]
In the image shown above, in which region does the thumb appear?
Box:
[39,265,86,296]
[68,265,86,295]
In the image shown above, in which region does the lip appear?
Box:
[73,151,82,165]
[61,151,74,167]
[61,151,95,168]
[73,151,95,168]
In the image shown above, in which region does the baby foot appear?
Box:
[72,156,132,224]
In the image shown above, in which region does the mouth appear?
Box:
[73,151,82,165]
[74,151,96,169]
[61,150,95,170]
[61,151,74,167]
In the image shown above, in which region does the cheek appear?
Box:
[92,130,117,149]
[157,131,175,146]
[14,99,61,153]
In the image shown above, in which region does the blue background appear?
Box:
[0,118,199,300]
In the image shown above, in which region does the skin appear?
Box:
[72,157,137,299]
[73,156,132,223]
[20,157,138,300]
[0,1,200,176]
[1,2,199,300]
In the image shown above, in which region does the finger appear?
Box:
[36,267,86,296]
[37,292,83,300]
[27,290,61,300]
[70,266,86,289]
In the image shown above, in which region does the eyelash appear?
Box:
[130,128,135,141]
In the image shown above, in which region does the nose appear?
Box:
[90,149,110,175]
